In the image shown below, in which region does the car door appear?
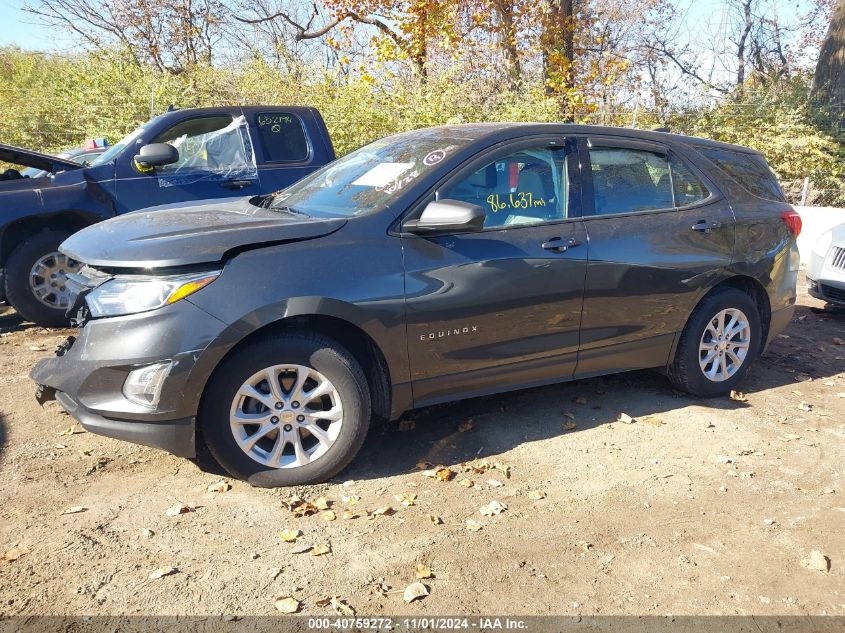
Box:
[401,137,589,407]
[114,111,261,213]
[576,136,735,376]
[248,109,326,191]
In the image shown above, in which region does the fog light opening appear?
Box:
[123,361,172,408]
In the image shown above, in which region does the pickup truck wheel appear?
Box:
[4,230,79,327]
[201,332,371,487]
[668,287,761,397]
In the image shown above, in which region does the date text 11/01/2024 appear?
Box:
[306,618,529,630]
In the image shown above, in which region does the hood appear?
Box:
[0,143,83,173]
[60,197,347,269]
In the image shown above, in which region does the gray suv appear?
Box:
[31,124,801,487]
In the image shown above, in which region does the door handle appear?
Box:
[691,220,723,233]
[542,237,582,252]
[221,179,254,190]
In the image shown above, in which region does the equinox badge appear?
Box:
[421,325,478,341]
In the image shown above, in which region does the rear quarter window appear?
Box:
[697,146,785,202]
[256,112,309,162]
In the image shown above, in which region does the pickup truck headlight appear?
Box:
[86,271,220,318]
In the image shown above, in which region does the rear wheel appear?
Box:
[4,230,79,327]
[201,332,371,487]
[668,287,762,397]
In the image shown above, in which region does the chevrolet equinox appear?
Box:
[31,124,801,487]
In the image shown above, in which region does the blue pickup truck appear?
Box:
[0,106,335,326]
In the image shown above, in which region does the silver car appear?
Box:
[807,223,845,307]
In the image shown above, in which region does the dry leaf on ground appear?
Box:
[415,564,433,579]
[528,491,546,500]
[466,519,483,532]
[435,466,456,482]
[480,500,507,516]
[370,507,395,517]
[3,547,30,562]
[729,390,748,402]
[341,510,358,520]
[403,582,430,603]
[427,514,443,525]
[165,504,193,517]
[274,597,301,613]
[57,424,85,436]
[207,480,230,493]
[139,528,154,538]
[617,412,635,424]
[322,510,337,522]
[458,479,474,488]
[311,544,331,556]
[278,529,301,543]
[314,497,330,510]
[397,494,417,506]
[61,506,86,515]
[149,566,178,580]
[331,596,355,616]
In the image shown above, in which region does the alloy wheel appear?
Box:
[698,308,751,382]
[29,251,80,309]
[229,364,343,469]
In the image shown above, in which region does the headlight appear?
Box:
[86,270,220,317]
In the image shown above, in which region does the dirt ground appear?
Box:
[0,277,843,617]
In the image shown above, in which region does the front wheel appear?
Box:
[668,287,762,397]
[4,230,79,327]
[200,332,371,487]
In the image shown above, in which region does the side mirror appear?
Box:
[403,199,485,235]
[134,143,179,169]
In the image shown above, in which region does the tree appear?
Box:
[813,0,845,116]
[24,0,227,74]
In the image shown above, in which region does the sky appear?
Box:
[0,0,820,54]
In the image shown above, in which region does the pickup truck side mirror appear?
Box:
[403,199,485,235]
[134,143,179,169]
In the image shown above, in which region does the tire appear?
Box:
[200,331,372,487]
[668,287,762,397]
[4,230,78,327]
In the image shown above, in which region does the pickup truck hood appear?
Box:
[60,197,347,268]
[0,143,83,173]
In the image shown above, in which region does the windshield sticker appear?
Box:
[352,162,415,187]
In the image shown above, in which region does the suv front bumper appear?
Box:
[30,299,230,458]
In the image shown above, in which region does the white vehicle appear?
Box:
[807,223,845,308]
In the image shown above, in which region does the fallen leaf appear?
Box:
[528,490,546,500]
[341,510,358,520]
[480,500,507,516]
[617,412,635,424]
[641,415,665,427]
[322,510,337,522]
[403,582,430,603]
[562,421,577,431]
[779,434,802,442]
[278,529,301,543]
[396,494,417,507]
[415,564,433,579]
[370,507,395,517]
[274,597,301,614]
[798,402,813,412]
[493,462,511,478]
[458,479,475,488]
[314,497,330,510]
[330,596,355,616]
[57,424,85,436]
[315,597,332,608]
[458,419,474,432]
[311,544,331,556]
[61,506,86,515]
[435,466,456,482]
[3,547,30,562]
[139,528,155,538]
[165,504,193,517]
[207,480,230,493]
[729,390,747,402]
[415,461,434,470]
[466,519,484,532]
[487,479,503,488]
[149,566,178,580]
[342,495,360,506]
[427,514,443,525]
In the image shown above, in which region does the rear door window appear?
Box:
[589,147,674,215]
[696,147,784,201]
[256,112,309,162]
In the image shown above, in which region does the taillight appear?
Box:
[781,209,802,238]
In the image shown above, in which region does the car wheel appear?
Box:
[200,332,371,487]
[668,287,762,397]
[4,230,79,327]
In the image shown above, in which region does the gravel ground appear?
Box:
[0,279,843,617]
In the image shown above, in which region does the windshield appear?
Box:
[90,122,149,165]
[269,129,476,216]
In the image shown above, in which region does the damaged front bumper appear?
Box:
[30,299,229,458]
